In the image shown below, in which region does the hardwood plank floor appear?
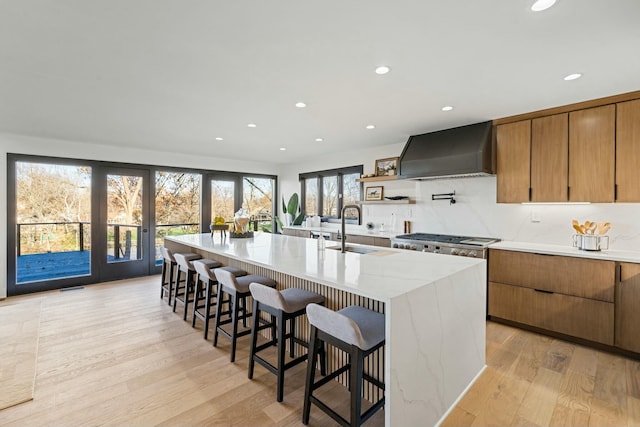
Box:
[444,319,640,427]
[0,276,384,427]
[2,275,639,426]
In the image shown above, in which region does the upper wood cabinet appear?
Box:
[615,99,640,202]
[496,121,530,203]
[568,105,615,202]
[495,92,640,203]
[531,114,568,202]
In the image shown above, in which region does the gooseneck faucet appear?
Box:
[341,204,362,253]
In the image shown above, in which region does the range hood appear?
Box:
[399,121,494,180]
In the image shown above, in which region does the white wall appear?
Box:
[281,143,640,251]
[0,132,282,298]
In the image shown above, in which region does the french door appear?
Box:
[97,167,151,281]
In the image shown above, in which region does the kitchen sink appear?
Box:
[327,245,379,254]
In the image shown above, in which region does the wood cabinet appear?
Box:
[489,249,614,302]
[495,95,640,203]
[283,228,311,238]
[531,113,568,202]
[488,249,615,345]
[568,105,615,202]
[330,233,390,248]
[615,263,640,353]
[496,121,531,203]
[615,99,640,202]
[489,282,614,345]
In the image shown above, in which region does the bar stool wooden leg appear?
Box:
[303,325,319,425]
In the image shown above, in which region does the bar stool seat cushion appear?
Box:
[190,257,220,270]
[250,284,325,313]
[234,275,276,293]
[307,304,385,351]
[217,266,247,277]
[180,253,201,262]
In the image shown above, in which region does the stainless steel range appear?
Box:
[391,233,499,259]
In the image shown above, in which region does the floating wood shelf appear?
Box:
[358,199,415,205]
[356,175,398,183]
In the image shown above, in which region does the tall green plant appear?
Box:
[281,193,305,227]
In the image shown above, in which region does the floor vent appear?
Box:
[60,286,85,292]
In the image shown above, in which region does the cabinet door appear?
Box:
[283,229,296,236]
[615,99,640,202]
[346,234,375,245]
[496,121,531,203]
[373,237,391,248]
[615,263,640,353]
[531,113,568,202]
[568,105,615,202]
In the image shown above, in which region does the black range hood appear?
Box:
[399,121,494,180]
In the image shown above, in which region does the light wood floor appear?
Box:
[0,276,384,427]
[443,319,640,427]
[1,276,639,426]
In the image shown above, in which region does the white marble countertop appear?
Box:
[166,232,484,302]
[283,225,397,239]
[490,240,640,263]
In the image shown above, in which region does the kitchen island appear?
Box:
[165,232,486,427]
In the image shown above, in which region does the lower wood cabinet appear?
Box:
[488,249,617,348]
[283,228,311,238]
[489,282,614,345]
[616,263,640,353]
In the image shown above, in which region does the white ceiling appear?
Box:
[1,1,639,164]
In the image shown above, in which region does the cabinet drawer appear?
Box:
[489,282,614,345]
[373,237,391,248]
[489,249,614,302]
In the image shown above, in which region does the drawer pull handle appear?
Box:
[534,289,554,294]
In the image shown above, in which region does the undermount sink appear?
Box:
[327,245,379,255]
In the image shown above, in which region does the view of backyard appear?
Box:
[15,161,274,284]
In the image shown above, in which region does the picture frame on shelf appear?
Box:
[365,186,384,201]
[375,157,399,176]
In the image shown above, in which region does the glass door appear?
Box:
[99,167,150,280]
[210,178,237,227]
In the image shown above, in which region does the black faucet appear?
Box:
[341,204,362,253]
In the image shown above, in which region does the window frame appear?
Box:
[299,165,363,219]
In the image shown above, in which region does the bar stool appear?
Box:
[303,304,385,427]
[173,254,220,321]
[192,260,247,340]
[248,283,326,402]
[212,268,277,362]
[160,247,201,305]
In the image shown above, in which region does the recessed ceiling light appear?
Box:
[563,73,582,81]
[375,66,391,75]
[247,123,257,128]
[279,147,287,151]
[215,137,223,141]
[315,138,324,142]
[531,0,556,12]
[295,102,307,108]
[366,125,376,130]
[441,106,454,111]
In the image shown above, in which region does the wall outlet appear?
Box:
[531,207,541,223]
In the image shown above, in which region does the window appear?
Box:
[300,166,363,219]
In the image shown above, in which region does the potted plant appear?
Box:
[275,193,305,232]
